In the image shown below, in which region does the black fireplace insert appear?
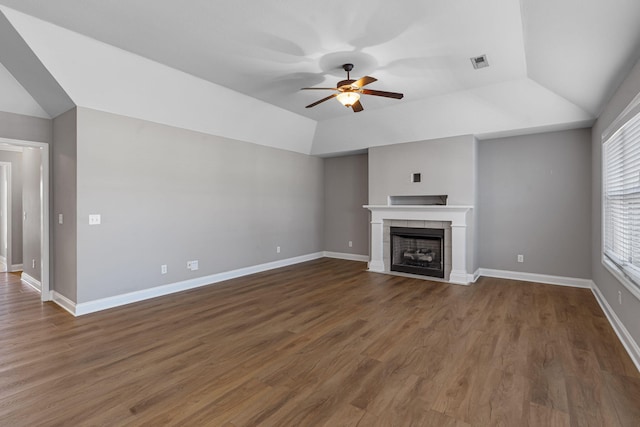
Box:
[390,227,444,278]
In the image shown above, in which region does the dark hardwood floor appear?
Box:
[1,259,639,426]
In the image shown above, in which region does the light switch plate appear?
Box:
[89,214,101,225]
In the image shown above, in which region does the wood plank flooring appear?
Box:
[1,258,639,426]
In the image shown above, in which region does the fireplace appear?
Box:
[364,204,473,284]
[390,227,445,278]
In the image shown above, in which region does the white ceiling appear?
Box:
[0,61,48,118]
[0,0,531,121]
[0,0,639,153]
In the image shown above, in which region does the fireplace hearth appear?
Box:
[390,227,445,278]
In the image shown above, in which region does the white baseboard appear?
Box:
[477,268,593,288]
[10,263,23,272]
[70,252,325,316]
[591,283,640,373]
[472,269,482,283]
[323,251,369,262]
[21,272,41,292]
[449,270,473,285]
[51,291,76,315]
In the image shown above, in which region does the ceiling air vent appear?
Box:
[470,54,489,70]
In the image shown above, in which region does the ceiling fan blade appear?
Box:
[351,100,364,112]
[301,87,338,90]
[352,76,377,88]
[305,94,337,108]
[361,89,404,99]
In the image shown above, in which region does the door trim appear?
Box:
[0,137,50,301]
[0,162,11,273]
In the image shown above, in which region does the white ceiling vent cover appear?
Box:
[470,54,489,69]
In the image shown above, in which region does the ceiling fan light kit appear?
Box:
[301,63,403,113]
[336,91,360,107]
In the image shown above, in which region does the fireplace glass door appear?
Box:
[390,227,444,278]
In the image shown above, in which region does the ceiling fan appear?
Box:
[301,63,403,112]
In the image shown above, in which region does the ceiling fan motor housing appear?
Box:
[337,79,357,91]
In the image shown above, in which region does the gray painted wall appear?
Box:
[368,135,477,206]
[368,135,477,271]
[0,150,22,266]
[52,108,77,301]
[0,110,51,143]
[592,58,640,348]
[74,107,324,303]
[22,146,41,281]
[478,129,592,278]
[471,137,479,273]
[324,154,369,256]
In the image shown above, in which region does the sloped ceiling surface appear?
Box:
[0,60,48,118]
[0,10,73,118]
[0,0,639,154]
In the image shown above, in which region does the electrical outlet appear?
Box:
[348,241,353,248]
[58,213,63,225]
[618,290,622,305]
[187,260,199,271]
[161,264,167,274]
[89,214,101,225]
[32,259,36,269]
[517,254,524,263]
[276,246,281,254]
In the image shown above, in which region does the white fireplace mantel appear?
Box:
[364,205,474,285]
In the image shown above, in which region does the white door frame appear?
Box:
[0,162,12,273]
[0,137,50,301]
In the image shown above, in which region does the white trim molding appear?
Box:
[477,268,593,288]
[323,251,369,262]
[66,252,325,316]
[0,137,51,303]
[10,264,23,272]
[21,272,41,292]
[591,283,640,373]
[51,291,77,316]
[472,269,482,283]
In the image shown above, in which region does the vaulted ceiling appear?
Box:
[1,0,639,155]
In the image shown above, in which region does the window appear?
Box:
[603,93,640,298]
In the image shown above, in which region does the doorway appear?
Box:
[0,138,50,302]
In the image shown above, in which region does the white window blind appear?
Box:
[603,109,640,289]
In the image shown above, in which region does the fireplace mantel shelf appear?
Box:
[364,205,473,211]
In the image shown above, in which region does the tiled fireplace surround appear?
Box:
[364,205,474,285]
